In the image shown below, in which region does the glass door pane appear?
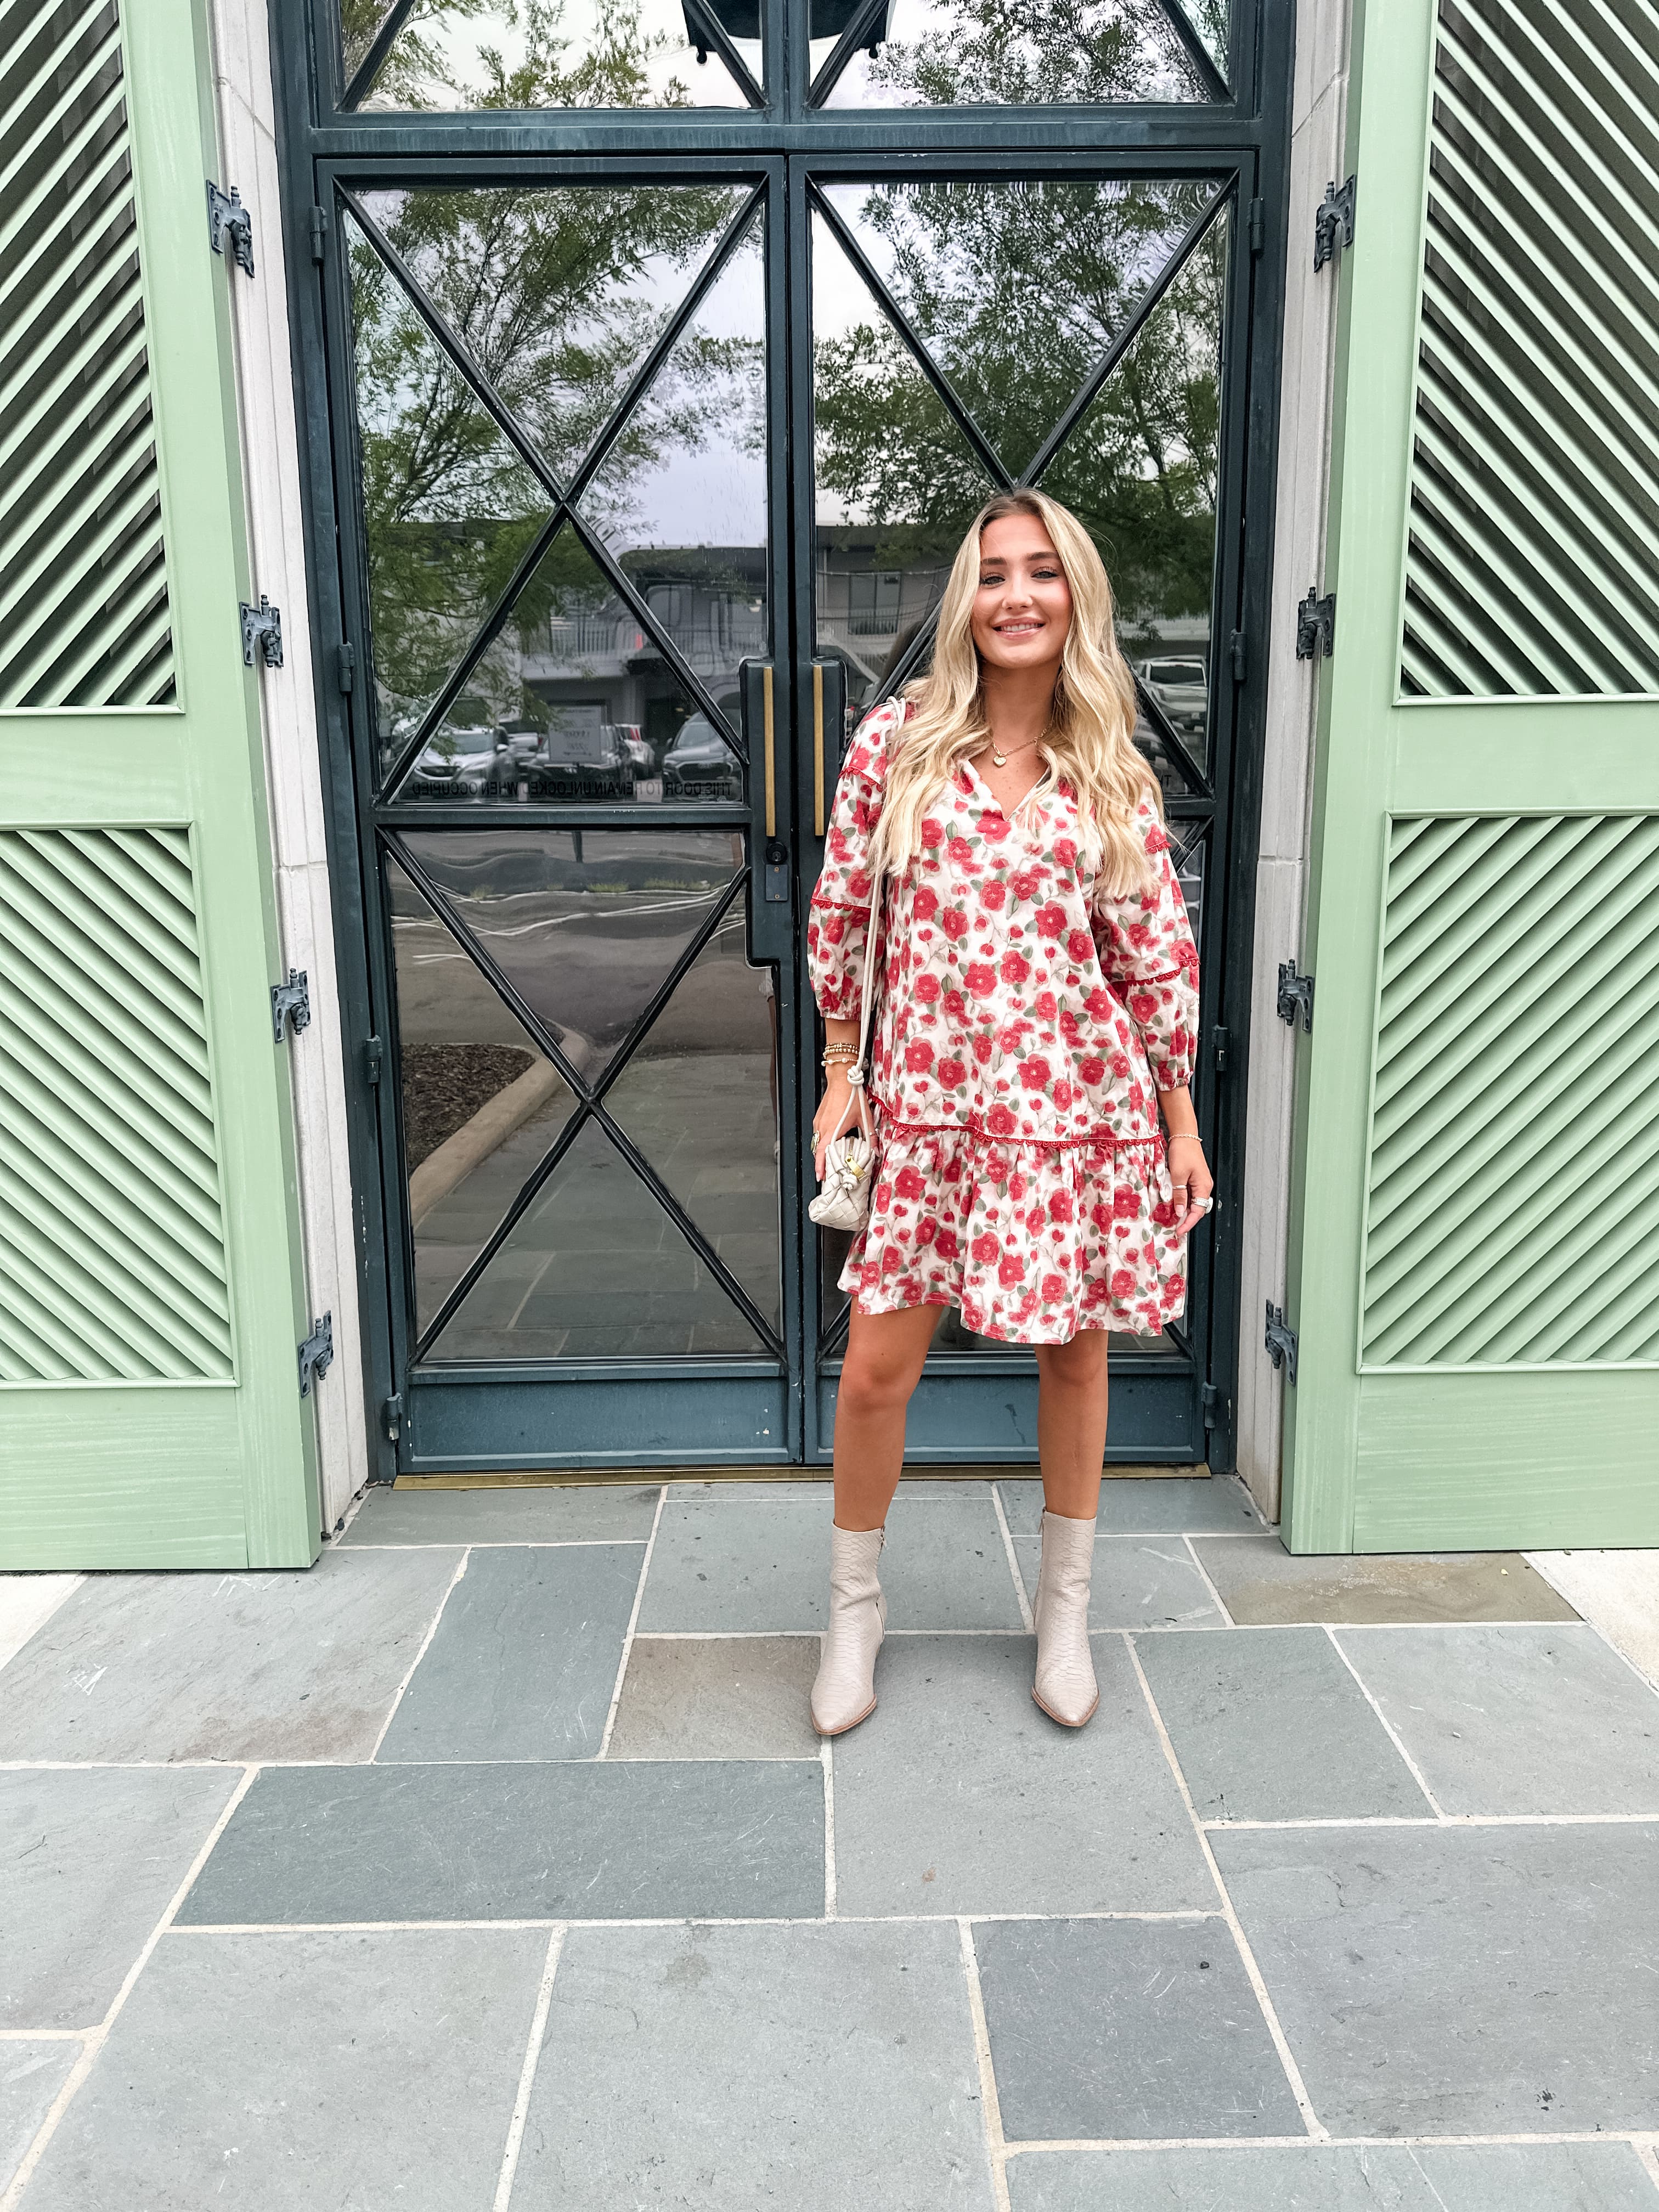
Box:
[805,168,1229,1436]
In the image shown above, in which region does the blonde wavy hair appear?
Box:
[865,490,1159,898]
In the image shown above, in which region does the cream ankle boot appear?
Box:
[1032,1509,1099,1728]
[811,1524,887,1737]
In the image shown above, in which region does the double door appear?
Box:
[294,5,1287,1471]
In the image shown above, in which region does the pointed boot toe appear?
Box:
[1032,1508,1099,1729]
[811,1523,887,1737]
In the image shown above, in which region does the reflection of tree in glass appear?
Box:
[845,0,1226,106]
[815,177,1224,634]
[347,150,761,742]
[341,0,691,111]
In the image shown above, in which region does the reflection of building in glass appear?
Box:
[400,540,764,804]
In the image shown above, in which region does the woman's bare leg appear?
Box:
[831,1304,940,1530]
[1034,1328,1109,1520]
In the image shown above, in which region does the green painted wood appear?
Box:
[1283,0,1659,1553]
[0,0,318,1567]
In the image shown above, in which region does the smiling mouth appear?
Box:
[995,619,1043,635]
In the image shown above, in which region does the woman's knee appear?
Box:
[1039,1329,1109,1390]
[837,1344,923,1418]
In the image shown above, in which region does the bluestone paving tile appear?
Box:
[1135,1627,1428,1821]
[975,1917,1303,2143]
[1004,2141,1659,2210]
[177,1759,824,1923]
[376,1543,641,1762]
[639,1492,1024,1632]
[2,1766,241,2028]
[606,1635,820,1758]
[1012,1536,1222,1629]
[1335,1623,1659,1815]
[1193,1537,1579,1626]
[831,1637,1212,1917]
[514,1920,994,2210]
[0,2043,80,2194]
[998,1476,1262,1537]
[0,1548,464,1763]
[340,1482,661,1544]
[1212,1822,1659,2135]
[22,1928,545,2211]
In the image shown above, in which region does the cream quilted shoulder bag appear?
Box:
[808,874,883,1234]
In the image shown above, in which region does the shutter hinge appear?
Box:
[206,180,255,276]
[1201,1381,1229,1430]
[1295,587,1335,660]
[241,596,284,667]
[298,1313,334,1397]
[382,1393,403,1441]
[1313,175,1356,272]
[272,968,311,1042]
[1211,1023,1231,1073]
[1264,1303,1299,1383]
[1277,958,1314,1032]
[364,1035,383,1085]
[1248,196,1265,255]
[309,204,330,263]
[1228,629,1247,683]
[336,641,356,692]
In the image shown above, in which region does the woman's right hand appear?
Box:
[812,1068,856,1181]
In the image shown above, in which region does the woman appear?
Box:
[806,489,1212,1736]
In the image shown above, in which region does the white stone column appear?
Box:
[1235,0,1353,1520]
[206,0,371,1530]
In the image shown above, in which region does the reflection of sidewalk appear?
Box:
[416,1051,780,1358]
[4,1480,1658,2205]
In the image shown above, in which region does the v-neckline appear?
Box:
[963,753,1046,825]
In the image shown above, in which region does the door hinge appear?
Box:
[336,641,356,693]
[1211,1023,1231,1073]
[241,596,284,667]
[364,1035,383,1086]
[206,180,255,276]
[1228,629,1247,683]
[1201,1381,1230,1430]
[1264,1302,1299,1383]
[298,1312,334,1397]
[1248,195,1265,255]
[382,1393,403,1441]
[272,968,311,1042]
[1295,588,1335,660]
[309,204,330,263]
[1313,175,1356,271]
[1277,958,1314,1032]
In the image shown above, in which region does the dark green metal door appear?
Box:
[274,0,1291,1472]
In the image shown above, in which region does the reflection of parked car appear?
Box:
[407,725,506,797]
[1137,657,1208,736]
[610,723,654,775]
[531,713,635,799]
[663,716,742,800]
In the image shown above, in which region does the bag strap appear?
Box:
[825,870,882,1149]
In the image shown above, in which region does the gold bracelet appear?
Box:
[822,1046,857,1066]
[1165,1130,1203,1146]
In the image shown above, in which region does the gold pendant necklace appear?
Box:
[988,729,1045,770]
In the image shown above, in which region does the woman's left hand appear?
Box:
[1167,1134,1214,1236]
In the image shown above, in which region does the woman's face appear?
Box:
[970,514,1073,675]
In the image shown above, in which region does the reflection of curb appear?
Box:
[409,1058,566,1227]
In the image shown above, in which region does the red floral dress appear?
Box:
[807,697,1200,1344]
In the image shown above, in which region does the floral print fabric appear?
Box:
[807,696,1200,1343]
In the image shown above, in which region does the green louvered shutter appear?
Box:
[1,0,319,1566]
[1283,0,1659,1551]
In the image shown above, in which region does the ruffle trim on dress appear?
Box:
[838,1120,1188,1345]
[870,1095,1166,1156]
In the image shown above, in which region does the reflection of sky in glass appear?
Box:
[363,0,759,108]
[581,229,769,556]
